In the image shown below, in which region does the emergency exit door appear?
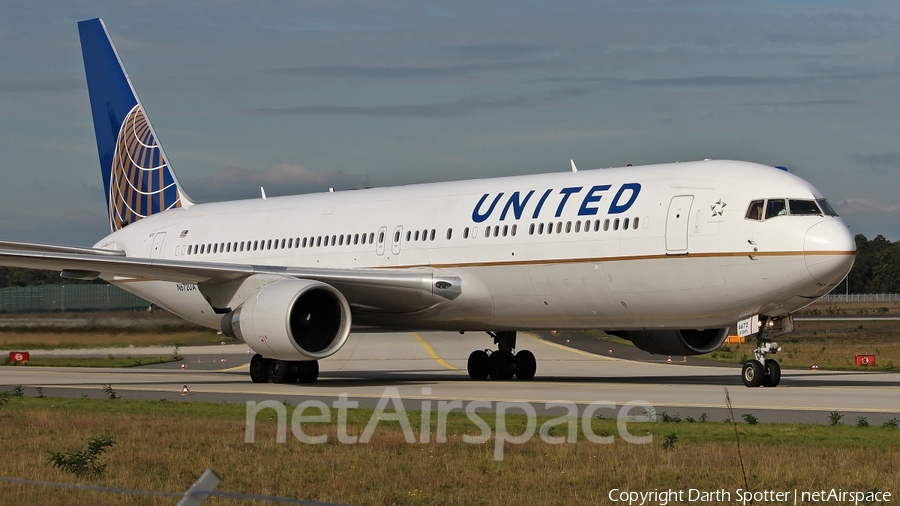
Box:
[665,196,693,253]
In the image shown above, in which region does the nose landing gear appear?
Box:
[467,331,536,381]
[742,316,790,387]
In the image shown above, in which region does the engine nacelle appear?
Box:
[221,279,351,361]
[609,328,729,356]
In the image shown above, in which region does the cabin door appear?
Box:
[665,196,693,254]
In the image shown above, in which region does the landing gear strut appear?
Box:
[742,316,790,388]
[249,354,319,384]
[467,331,536,381]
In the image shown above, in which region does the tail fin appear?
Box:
[78,18,194,232]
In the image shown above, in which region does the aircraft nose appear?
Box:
[804,219,856,285]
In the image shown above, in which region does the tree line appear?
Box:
[1,233,897,292]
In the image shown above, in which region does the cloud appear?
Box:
[0,209,109,247]
[272,60,546,79]
[257,85,591,119]
[849,151,900,174]
[184,163,369,202]
[740,99,856,107]
[436,43,544,61]
[834,198,900,241]
[0,78,83,93]
[530,75,805,86]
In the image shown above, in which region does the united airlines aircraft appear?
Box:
[0,19,855,388]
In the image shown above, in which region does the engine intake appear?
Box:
[609,328,729,356]
[221,279,351,360]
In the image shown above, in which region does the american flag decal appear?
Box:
[180,230,189,238]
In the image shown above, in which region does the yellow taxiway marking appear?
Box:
[412,332,461,371]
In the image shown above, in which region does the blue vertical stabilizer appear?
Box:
[78,18,192,232]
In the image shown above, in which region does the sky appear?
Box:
[0,1,898,246]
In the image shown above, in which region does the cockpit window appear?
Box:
[817,199,839,217]
[745,200,764,221]
[788,199,822,216]
[765,199,787,219]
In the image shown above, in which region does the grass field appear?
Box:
[1,356,182,368]
[0,396,897,505]
[0,330,228,350]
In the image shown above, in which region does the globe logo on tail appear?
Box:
[109,105,183,231]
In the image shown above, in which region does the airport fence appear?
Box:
[0,284,150,313]
[818,293,900,303]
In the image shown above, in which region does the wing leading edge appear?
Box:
[0,247,461,314]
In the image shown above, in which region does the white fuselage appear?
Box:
[95,160,855,333]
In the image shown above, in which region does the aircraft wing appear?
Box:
[0,247,461,314]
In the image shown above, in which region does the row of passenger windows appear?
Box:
[176,217,644,256]
[530,217,639,234]
[745,198,838,221]
[179,232,378,256]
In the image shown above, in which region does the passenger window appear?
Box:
[502,225,508,237]
[594,220,600,232]
[745,200,764,221]
[493,225,499,237]
[316,237,322,247]
[603,219,610,231]
[430,229,436,241]
[765,199,787,219]
[613,218,620,231]
[566,221,572,233]
[556,222,562,234]
[395,231,401,242]
[623,218,630,229]
[446,228,453,240]
[789,199,822,216]
[463,227,469,239]
[633,217,639,229]
[354,234,359,245]
[302,238,307,248]
[339,235,344,246]
[407,231,413,241]
[369,232,375,243]
[529,223,535,235]
[511,224,517,236]
[538,223,544,234]
[485,227,490,238]
[379,232,385,243]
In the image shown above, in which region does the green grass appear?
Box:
[1,396,897,506]
[2,396,896,449]
[0,330,230,350]
[2,356,182,368]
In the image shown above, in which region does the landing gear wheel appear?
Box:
[298,360,319,384]
[763,360,781,387]
[467,350,490,380]
[489,350,516,380]
[269,360,296,384]
[741,361,764,388]
[249,354,271,383]
[514,350,536,380]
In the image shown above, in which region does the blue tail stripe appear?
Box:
[78,18,136,210]
[78,18,190,232]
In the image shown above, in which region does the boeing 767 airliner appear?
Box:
[0,19,855,388]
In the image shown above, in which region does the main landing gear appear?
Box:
[741,316,791,388]
[466,331,536,381]
[249,354,319,384]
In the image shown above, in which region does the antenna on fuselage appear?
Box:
[570,159,578,173]
[260,187,267,200]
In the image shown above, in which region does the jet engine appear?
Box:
[221,279,351,361]
[609,328,729,356]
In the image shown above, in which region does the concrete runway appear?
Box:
[2,332,898,424]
